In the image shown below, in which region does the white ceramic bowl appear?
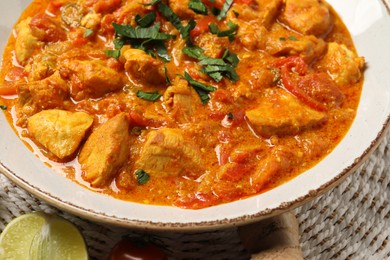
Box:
[1,0,389,231]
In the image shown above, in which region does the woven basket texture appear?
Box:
[1,131,389,259]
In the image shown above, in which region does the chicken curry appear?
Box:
[0,0,364,209]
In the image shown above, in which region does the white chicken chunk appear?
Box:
[15,17,40,66]
[63,59,125,100]
[246,89,327,137]
[120,47,166,85]
[79,113,130,187]
[318,42,365,85]
[282,0,332,36]
[27,109,93,159]
[135,128,204,178]
[266,31,327,63]
[163,77,197,123]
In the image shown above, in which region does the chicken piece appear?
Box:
[27,42,71,81]
[217,145,265,182]
[63,59,125,100]
[256,0,283,28]
[27,109,93,159]
[169,0,196,19]
[246,89,327,137]
[281,0,332,37]
[234,20,268,51]
[79,113,130,187]
[195,34,230,58]
[14,17,40,66]
[135,128,204,178]
[163,77,197,123]
[250,147,294,192]
[318,42,365,85]
[80,12,102,30]
[120,47,166,85]
[266,27,327,63]
[232,58,275,99]
[83,0,122,13]
[17,71,70,124]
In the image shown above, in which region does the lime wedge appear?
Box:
[0,212,88,260]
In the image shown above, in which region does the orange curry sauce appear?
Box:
[0,0,364,209]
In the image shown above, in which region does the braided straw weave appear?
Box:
[1,130,389,259]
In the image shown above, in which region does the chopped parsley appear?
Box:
[0,105,7,110]
[149,0,196,41]
[136,90,162,102]
[135,12,156,28]
[288,36,298,41]
[181,72,216,104]
[216,0,233,20]
[106,22,175,61]
[209,20,238,42]
[189,0,208,15]
[183,46,239,83]
[105,50,121,59]
[135,169,150,185]
[83,28,94,38]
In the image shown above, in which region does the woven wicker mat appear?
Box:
[1,131,389,259]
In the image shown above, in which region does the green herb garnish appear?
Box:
[182,46,240,83]
[216,0,233,20]
[189,0,208,15]
[0,105,7,110]
[106,22,175,61]
[135,12,156,28]
[209,20,238,42]
[288,36,298,41]
[83,28,94,38]
[105,50,121,59]
[181,72,216,104]
[135,169,150,185]
[136,90,162,101]
[148,0,196,41]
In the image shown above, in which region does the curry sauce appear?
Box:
[0,0,364,209]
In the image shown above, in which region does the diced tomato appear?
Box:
[47,1,65,14]
[0,82,18,96]
[190,16,218,38]
[298,73,345,109]
[72,37,88,47]
[273,56,327,111]
[29,13,66,42]
[129,110,164,128]
[230,109,245,127]
[203,0,225,9]
[101,14,116,35]
[212,89,233,103]
[87,0,122,13]
[5,67,26,82]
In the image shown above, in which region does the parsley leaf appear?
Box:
[135,169,150,185]
[107,23,174,61]
[216,0,233,20]
[135,12,156,28]
[137,90,162,101]
[105,50,121,59]
[189,0,208,15]
[83,28,94,38]
[181,72,216,104]
[0,105,7,110]
[149,1,196,41]
[209,20,238,42]
[182,46,240,83]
